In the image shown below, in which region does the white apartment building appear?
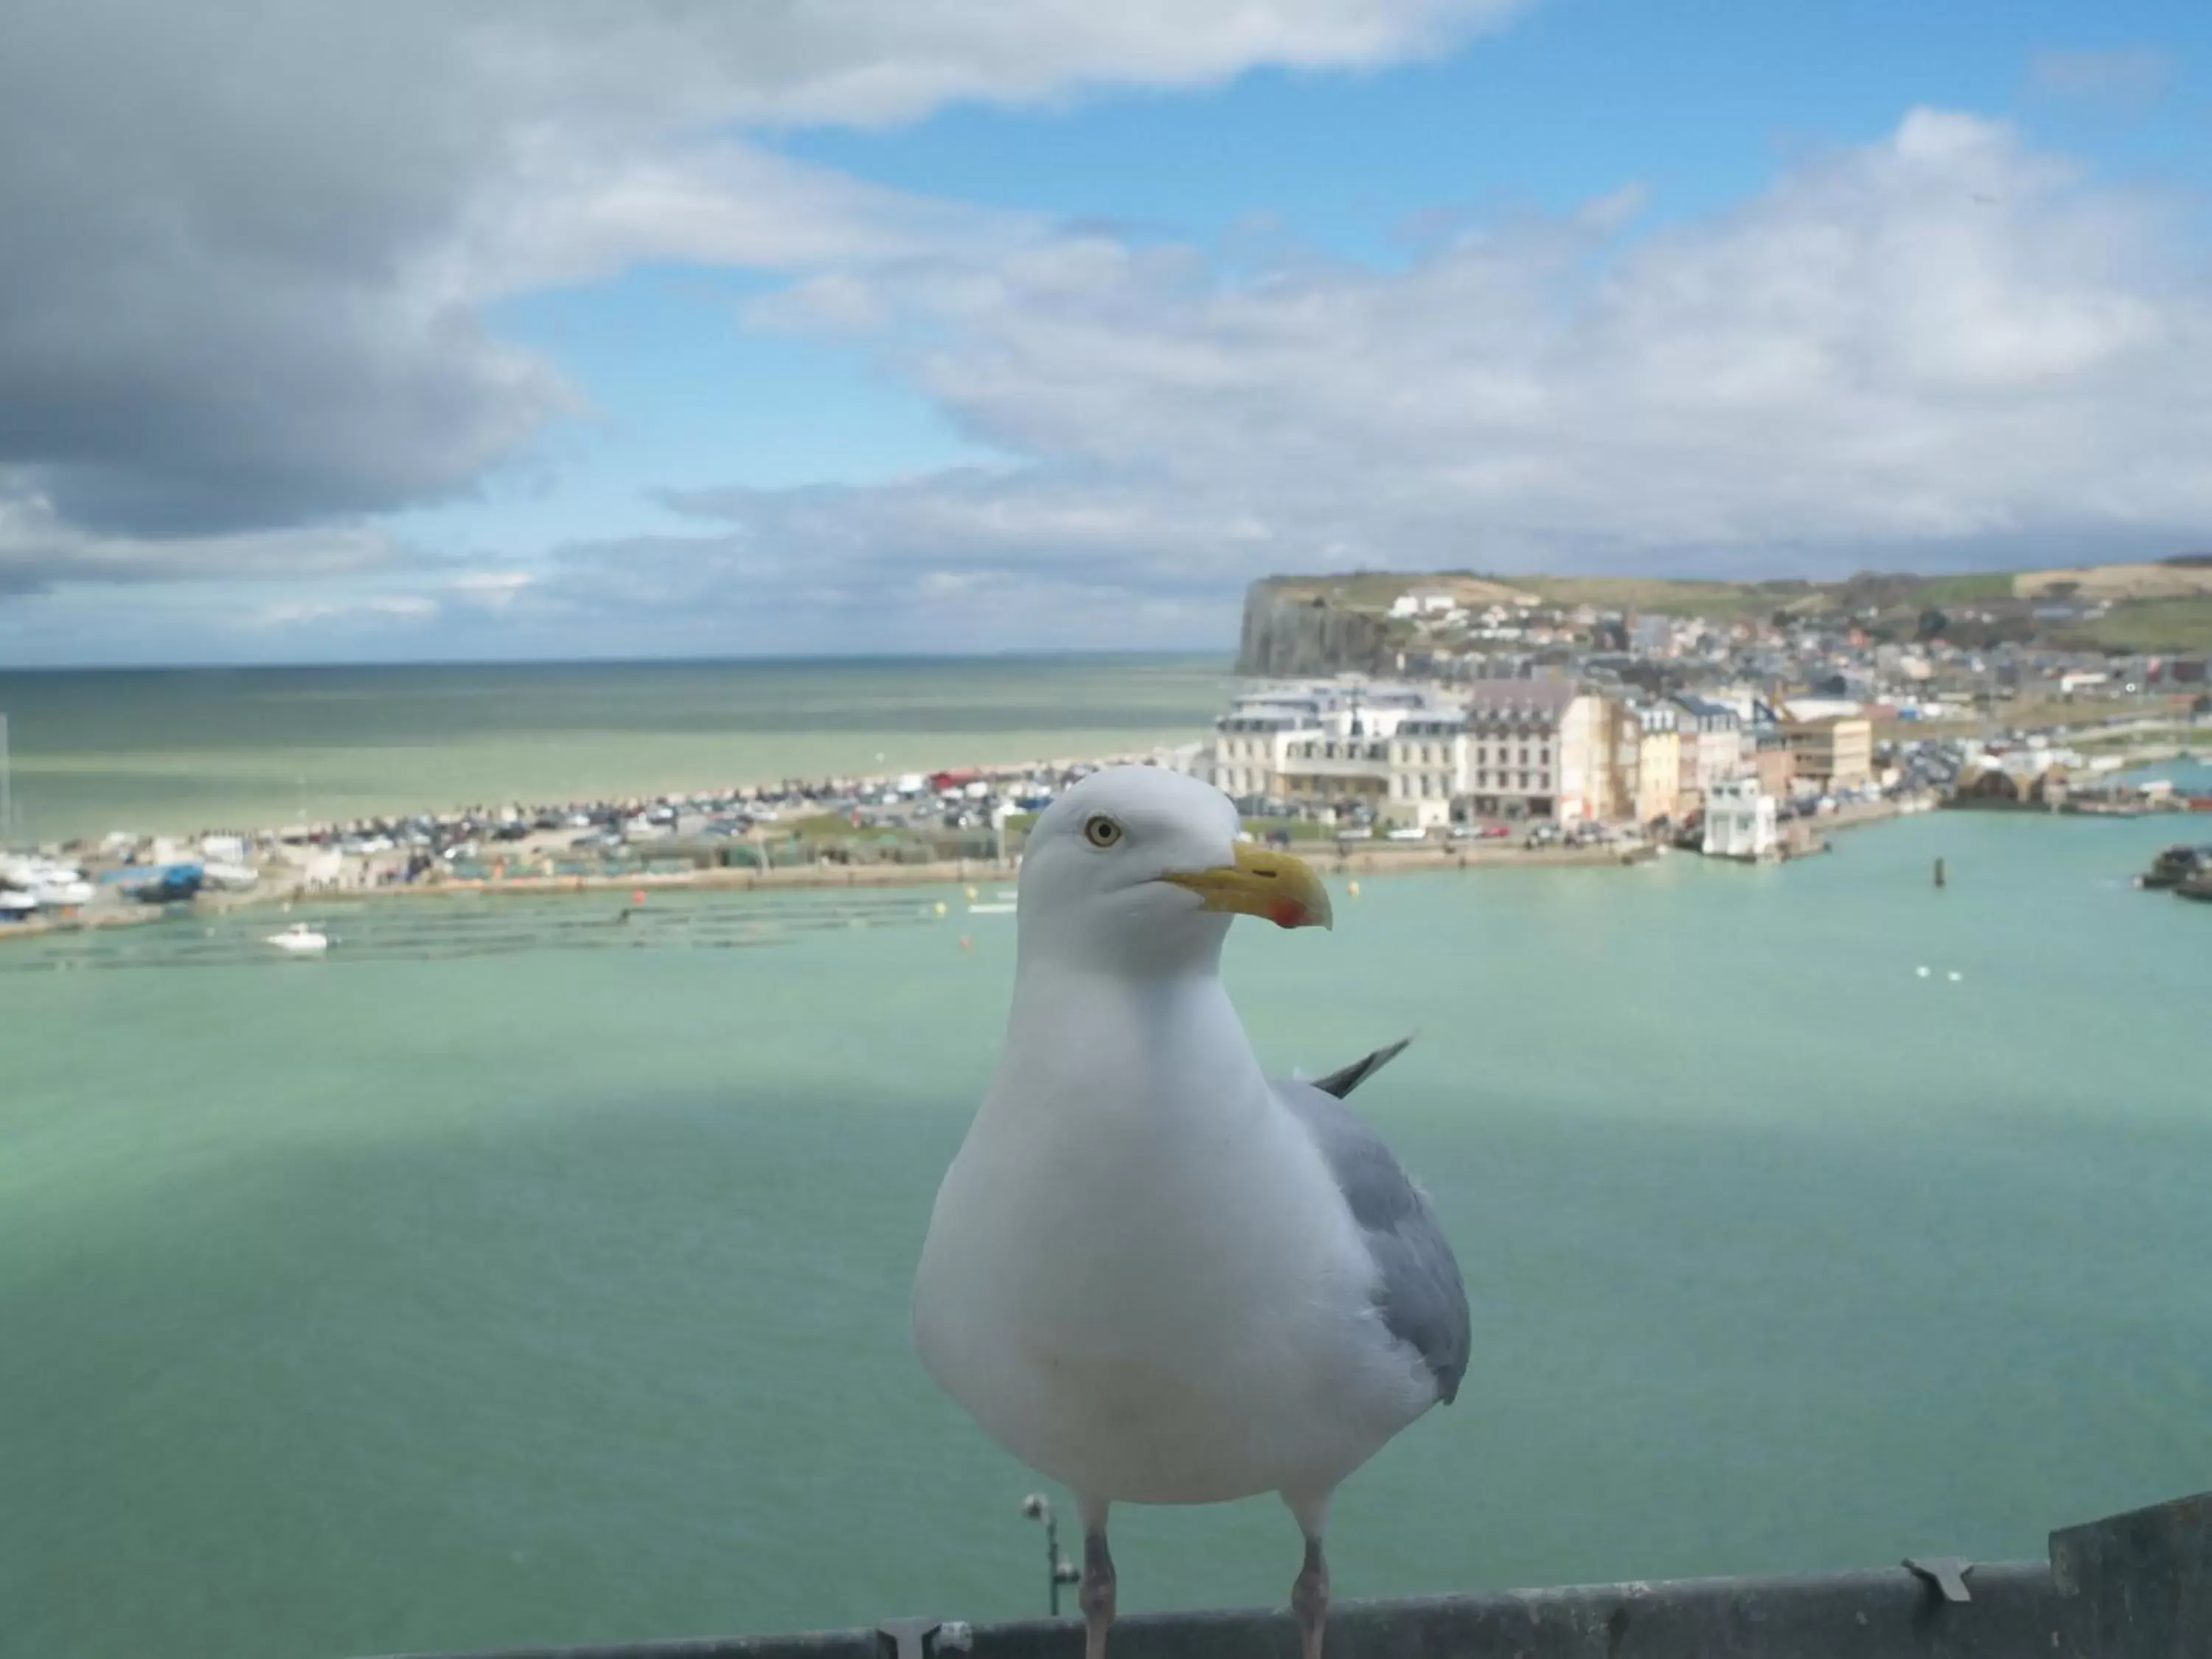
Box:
[1388,591,1460,619]
[1213,691,1328,801]
[1461,680,1613,824]
[1211,683,1453,818]
[1214,677,1627,828]
[1671,695,1749,812]
[1273,685,1447,818]
[1385,714,1470,829]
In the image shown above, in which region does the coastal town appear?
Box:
[1207,570,2212,841]
[6,571,2212,936]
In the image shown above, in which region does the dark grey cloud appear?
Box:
[0,4,565,538]
[0,0,1514,571]
[0,479,431,601]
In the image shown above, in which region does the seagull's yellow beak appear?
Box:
[1161,844,1333,931]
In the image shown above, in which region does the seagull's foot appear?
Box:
[1291,1536,1329,1659]
[1079,1525,1116,1659]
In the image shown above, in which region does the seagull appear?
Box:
[913,765,1469,1659]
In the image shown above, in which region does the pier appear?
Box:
[371,1488,2207,1659]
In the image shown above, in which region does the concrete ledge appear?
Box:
[369,1490,2207,1659]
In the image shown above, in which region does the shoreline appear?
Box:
[0,793,1936,945]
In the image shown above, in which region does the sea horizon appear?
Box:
[0,645,1231,677]
[0,655,1239,844]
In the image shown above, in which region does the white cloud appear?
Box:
[447,570,537,610]
[255,595,442,629]
[2028,48,2174,104]
[600,105,2209,644]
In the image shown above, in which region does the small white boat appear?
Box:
[0,888,38,917]
[1,856,94,908]
[265,922,330,953]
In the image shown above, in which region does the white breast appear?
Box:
[912,976,1437,1505]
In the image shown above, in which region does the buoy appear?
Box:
[1947,970,1963,982]
[1347,880,1361,898]
[631,889,647,905]
[965,886,979,900]
[959,934,975,953]
[933,900,949,917]
[1916,966,1931,978]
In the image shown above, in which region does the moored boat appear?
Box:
[2138,844,2212,889]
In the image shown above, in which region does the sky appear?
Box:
[2,1,2209,666]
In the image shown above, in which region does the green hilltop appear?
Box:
[1252,556,2212,655]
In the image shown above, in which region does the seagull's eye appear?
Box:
[1082,814,1124,849]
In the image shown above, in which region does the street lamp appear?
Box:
[1019,1493,1082,1616]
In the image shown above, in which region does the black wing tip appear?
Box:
[1312,1034,1415,1099]
[1425,1320,1471,1406]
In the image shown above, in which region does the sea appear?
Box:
[1,661,2208,1659]
[0,657,1236,845]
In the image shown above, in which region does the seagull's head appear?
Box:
[1015,765,1331,974]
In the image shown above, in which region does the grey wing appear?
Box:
[1272,1070,1470,1405]
[1310,1035,1411,1100]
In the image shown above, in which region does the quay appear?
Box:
[369,1487,2207,1659]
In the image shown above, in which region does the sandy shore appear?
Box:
[296,836,1658,901]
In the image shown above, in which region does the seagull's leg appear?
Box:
[1078,1494,1116,1659]
[1285,1492,1332,1659]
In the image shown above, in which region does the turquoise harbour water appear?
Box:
[3,805,2208,1659]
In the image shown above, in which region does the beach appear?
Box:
[0,656,1235,846]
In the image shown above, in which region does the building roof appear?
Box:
[1462,678,1576,720]
[1671,694,1741,724]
